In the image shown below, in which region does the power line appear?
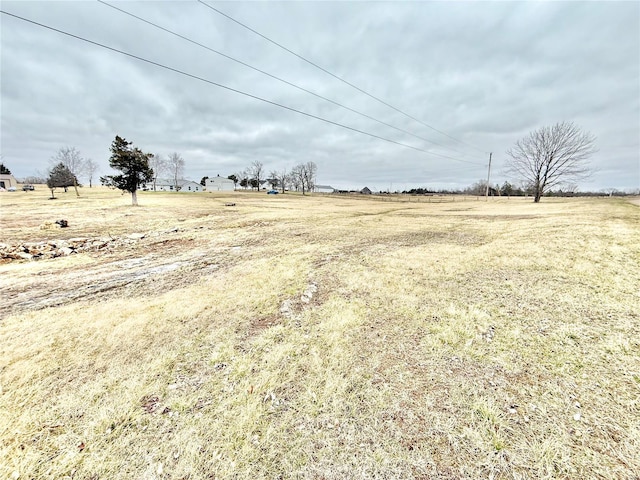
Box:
[198,0,488,154]
[97,0,482,164]
[0,9,484,165]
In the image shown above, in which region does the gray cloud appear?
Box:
[1,1,638,191]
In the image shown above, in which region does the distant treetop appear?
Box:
[0,163,11,175]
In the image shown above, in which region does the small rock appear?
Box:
[573,412,581,421]
[482,325,495,342]
[280,299,293,316]
[17,252,33,260]
[60,247,74,256]
[127,233,145,240]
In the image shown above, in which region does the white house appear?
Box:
[206,175,235,192]
[314,184,335,193]
[0,173,17,190]
[143,178,203,192]
[179,180,203,192]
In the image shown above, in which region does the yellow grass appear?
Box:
[1,187,639,479]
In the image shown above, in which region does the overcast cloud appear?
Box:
[1,1,638,192]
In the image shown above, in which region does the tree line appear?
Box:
[40,141,186,200]
[404,180,587,197]
[33,136,319,204]
[201,160,318,195]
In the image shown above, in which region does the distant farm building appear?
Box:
[314,185,335,193]
[0,173,17,190]
[360,187,372,194]
[206,175,235,192]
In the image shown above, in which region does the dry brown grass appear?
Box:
[1,187,639,479]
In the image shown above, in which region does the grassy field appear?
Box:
[1,187,639,479]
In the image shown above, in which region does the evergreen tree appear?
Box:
[47,163,77,198]
[0,163,11,174]
[101,136,154,206]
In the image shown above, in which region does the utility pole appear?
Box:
[485,152,492,200]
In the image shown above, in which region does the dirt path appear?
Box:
[0,232,226,319]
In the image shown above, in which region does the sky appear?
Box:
[1,1,639,192]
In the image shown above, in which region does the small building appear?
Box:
[360,186,372,195]
[314,185,335,193]
[143,178,203,192]
[0,173,17,190]
[206,175,235,192]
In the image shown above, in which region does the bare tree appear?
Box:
[465,179,490,196]
[506,121,596,202]
[279,169,289,194]
[290,164,303,193]
[268,170,280,190]
[302,161,317,193]
[149,153,167,191]
[167,152,185,191]
[271,168,289,194]
[51,146,86,196]
[249,160,264,191]
[291,161,317,195]
[85,159,99,188]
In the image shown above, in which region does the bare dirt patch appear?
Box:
[0,228,228,319]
